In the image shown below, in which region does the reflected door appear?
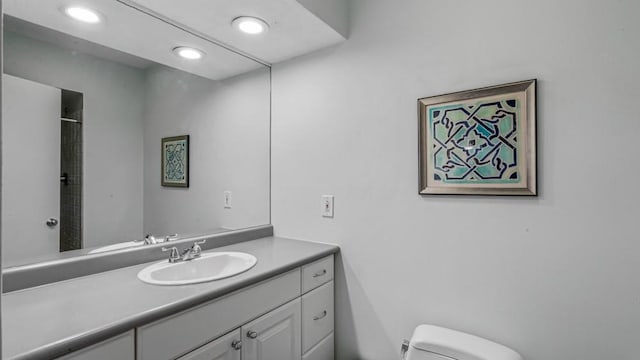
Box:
[2,74,61,264]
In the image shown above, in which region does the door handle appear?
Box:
[60,173,68,186]
[46,218,59,228]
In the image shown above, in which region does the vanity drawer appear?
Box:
[137,269,301,360]
[303,333,334,360]
[302,281,334,353]
[302,255,334,293]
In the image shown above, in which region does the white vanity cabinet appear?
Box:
[59,255,334,360]
[137,269,302,360]
[174,255,335,360]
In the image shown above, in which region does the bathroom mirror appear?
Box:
[1,0,270,268]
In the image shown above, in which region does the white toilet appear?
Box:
[401,325,523,360]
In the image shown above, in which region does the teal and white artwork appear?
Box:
[162,135,189,187]
[429,98,521,184]
[419,80,537,195]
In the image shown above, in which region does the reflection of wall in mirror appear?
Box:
[2,29,271,264]
[143,66,270,236]
[3,30,146,252]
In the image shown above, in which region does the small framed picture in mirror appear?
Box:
[162,135,190,188]
[418,79,537,196]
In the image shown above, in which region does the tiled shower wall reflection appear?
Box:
[60,90,82,252]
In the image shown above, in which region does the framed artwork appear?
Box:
[161,135,189,188]
[418,80,537,195]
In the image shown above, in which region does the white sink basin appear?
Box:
[137,252,257,286]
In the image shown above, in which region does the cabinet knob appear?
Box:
[247,330,258,339]
[231,340,242,350]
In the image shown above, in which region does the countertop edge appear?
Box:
[9,243,339,360]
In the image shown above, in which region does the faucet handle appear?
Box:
[191,239,206,256]
[162,246,180,263]
[164,234,179,242]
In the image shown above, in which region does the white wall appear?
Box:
[272,1,640,359]
[297,0,349,38]
[3,31,145,248]
[143,66,270,236]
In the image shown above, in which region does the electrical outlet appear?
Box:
[321,195,334,218]
[224,191,232,209]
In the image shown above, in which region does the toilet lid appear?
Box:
[409,325,522,360]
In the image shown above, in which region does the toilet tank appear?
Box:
[404,325,523,360]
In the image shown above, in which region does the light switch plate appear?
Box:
[321,195,334,218]
[224,191,232,209]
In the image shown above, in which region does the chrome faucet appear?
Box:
[144,233,178,245]
[162,246,181,263]
[181,240,206,261]
[161,239,207,263]
[144,234,158,245]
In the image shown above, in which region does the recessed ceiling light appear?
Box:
[232,16,269,35]
[64,6,102,24]
[173,46,205,60]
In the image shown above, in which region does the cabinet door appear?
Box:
[178,330,241,360]
[242,298,301,360]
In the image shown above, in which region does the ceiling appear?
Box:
[117,0,348,64]
[3,0,265,80]
[4,15,155,70]
[3,0,348,79]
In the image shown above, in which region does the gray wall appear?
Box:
[3,31,145,248]
[143,66,270,236]
[271,0,640,359]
